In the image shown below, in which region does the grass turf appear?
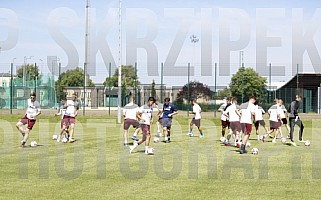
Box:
[0,114,320,200]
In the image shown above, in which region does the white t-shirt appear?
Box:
[240,102,256,124]
[65,100,80,117]
[268,105,281,122]
[224,104,240,122]
[138,105,153,125]
[26,99,41,120]
[123,103,139,120]
[218,103,227,121]
[193,103,201,120]
[254,105,265,121]
[279,105,287,119]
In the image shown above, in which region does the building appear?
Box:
[272,73,321,113]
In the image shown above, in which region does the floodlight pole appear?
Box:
[117,0,122,123]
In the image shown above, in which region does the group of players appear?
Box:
[123,96,204,155]
[16,92,80,148]
[218,95,305,153]
[16,92,304,155]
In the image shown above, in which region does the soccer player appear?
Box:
[239,96,256,154]
[123,96,140,146]
[223,97,241,146]
[16,92,41,148]
[129,97,156,154]
[55,99,69,142]
[63,93,80,143]
[263,99,283,143]
[188,98,204,138]
[288,95,304,146]
[278,99,290,135]
[218,97,231,137]
[253,102,268,141]
[161,97,178,143]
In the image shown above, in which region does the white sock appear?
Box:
[165,136,168,141]
[124,140,128,144]
[257,135,260,140]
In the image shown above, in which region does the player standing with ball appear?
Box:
[16,92,41,148]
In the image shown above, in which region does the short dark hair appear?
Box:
[249,96,256,100]
[30,92,36,97]
[72,93,78,97]
[164,97,170,102]
[148,97,156,102]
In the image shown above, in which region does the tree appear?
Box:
[103,65,140,87]
[216,88,232,99]
[151,80,156,97]
[17,64,40,81]
[55,67,95,101]
[176,81,212,102]
[229,67,267,104]
[103,65,140,105]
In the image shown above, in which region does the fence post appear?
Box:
[214,62,217,117]
[10,63,13,114]
[187,63,190,116]
[83,63,86,116]
[108,62,111,116]
[160,62,164,104]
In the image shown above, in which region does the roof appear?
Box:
[0,73,11,77]
[278,73,321,89]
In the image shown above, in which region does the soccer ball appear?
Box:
[251,148,259,155]
[220,137,226,143]
[147,148,154,155]
[281,137,287,144]
[304,140,311,146]
[30,141,38,147]
[62,137,68,143]
[153,137,160,143]
[246,141,251,147]
[236,141,242,148]
[52,135,58,140]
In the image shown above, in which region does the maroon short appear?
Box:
[140,124,150,135]
[123,119,139,130]
[221,120,230,129]
[254,120,266,130]
[158,117,162,124]
[269,120,281,129]
[281,118,288,125]
[230,121,241,132]
[20,115,36,130]
[61,118,70,129]
[63,115,76,126]
[241,123,252,135]
[191,118,201,128]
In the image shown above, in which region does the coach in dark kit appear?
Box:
[288,95,304,143]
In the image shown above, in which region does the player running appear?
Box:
[55,99,70,142]
[253,102,268,141]
[16,92,41,148]
[188,98,204,138]
[218,97,231,137]
[239,96,256,154]
[223,97,241,146]
[161,97,178,143]
[262,99,283,143]
[278,99,290,136]
[129,97,156,154]
[63,93,80,143]
[123,96,140,146]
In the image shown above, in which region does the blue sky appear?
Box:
[0,0,320,87]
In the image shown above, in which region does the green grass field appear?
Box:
[0,114,321,200]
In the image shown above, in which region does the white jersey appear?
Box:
[123,103,139,120]
[26,99,41,120]
[218,103,227,121]
[268,105,281,122]
[65,100,80,117]
[192,103,201,120]
[254,105,265,121]
[139,105,153,125]
[279,105,287,119]
[240,102,256,124]
[224,104,240,122]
